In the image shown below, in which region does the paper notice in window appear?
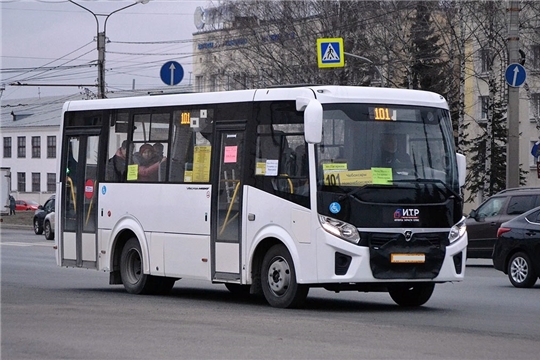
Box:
[266,160,278,176]
[224,146,237,163]
[127,164,138,181]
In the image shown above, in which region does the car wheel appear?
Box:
[508,252,538,288]
[34,218,43,235]
[388,283,435,307]
[261,244,309,308]
[44,221,54,240]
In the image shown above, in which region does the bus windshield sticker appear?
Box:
[324,170,372,186]
[224,146,238,163]
[192,146,211,182]
[255,162,266,175]
[329,202,341,214]
[265,160,278,176]
[371,167,393,184]
[127,164,139,181]
[322,163,347,171]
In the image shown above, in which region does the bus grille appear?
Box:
[364,231,448,279]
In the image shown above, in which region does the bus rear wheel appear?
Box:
[388,283,435,307]
[120,237,177,295]
[261,244,308,308]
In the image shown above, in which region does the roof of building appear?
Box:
[1,85,193,129]
[0,94,82,128]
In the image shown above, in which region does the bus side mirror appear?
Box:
[456,153,466,187]
[297,97,322,144]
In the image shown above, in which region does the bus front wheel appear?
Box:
[261,244,308,308]
[388,283,435,307]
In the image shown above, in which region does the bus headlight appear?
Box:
[448,216,466,244]
[319,215,360,244]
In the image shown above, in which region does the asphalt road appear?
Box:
[1,227,539,360]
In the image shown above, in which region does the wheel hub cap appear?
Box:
[267,257,290,296]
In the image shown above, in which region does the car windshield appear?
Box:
[316,103,459,194]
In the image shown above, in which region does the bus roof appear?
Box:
[62,86,449,113]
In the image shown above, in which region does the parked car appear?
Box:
[493,206,540,288]
[33,195,55,235]
[466,187,540,258]
[43,211,55,240]
[15,200,39,211]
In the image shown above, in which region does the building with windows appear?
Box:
[0,95,70,206]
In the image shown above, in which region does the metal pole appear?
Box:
[67,0,148,99]
[97,32,106,98]
[506,1,520,188]
[343,52,384,87]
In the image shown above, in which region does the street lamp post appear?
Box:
[68,0,149,98]
[344,52,384,87]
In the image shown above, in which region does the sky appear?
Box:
[1,0,209,100]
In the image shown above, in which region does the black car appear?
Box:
[33,195,55,235]
[466,187,540,258]
[492,206,540,288]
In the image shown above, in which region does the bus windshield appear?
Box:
[316,103,459,194]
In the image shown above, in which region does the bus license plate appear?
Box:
[391,253,425,263]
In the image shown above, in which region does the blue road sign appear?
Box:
[317,38,344,68]
[160,61,184,86]
[505,63,526,87]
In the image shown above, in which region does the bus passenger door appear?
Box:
[212,126,245,282]
[60,134,100,269]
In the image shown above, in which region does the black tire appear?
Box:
[388,283,435,307]
[120,238,154,294]
[34,218,43,235]
[225,283,251,296]
[261,244,309,308]
[44,221,54,240]
[508,252,538,288]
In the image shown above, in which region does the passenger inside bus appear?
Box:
[106,140,131,181]
[132,143,164,181]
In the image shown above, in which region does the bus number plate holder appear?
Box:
[391,253,425,263]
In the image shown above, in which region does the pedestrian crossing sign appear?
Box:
[317,38,344,68]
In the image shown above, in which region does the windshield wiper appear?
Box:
[337,184,382,202]
[391,178,461,199]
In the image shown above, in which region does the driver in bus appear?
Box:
[380,133,413,168]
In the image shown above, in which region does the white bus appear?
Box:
[55,85,467,308]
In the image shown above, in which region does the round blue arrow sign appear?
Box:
[160,61,184,86]
[505,63,526,87]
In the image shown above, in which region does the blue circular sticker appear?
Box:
[101,186,107,195]
[329,202,341,214]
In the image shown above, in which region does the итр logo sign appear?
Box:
[394,208,420,222]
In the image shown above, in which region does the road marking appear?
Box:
[1,242,53,247]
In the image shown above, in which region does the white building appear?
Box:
[0,95,71,207]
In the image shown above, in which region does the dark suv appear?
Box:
[466,188,540,258]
